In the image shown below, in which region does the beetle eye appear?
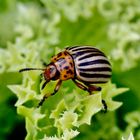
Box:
[50,67,53,72]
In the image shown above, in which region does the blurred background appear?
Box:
[0,0,140,140]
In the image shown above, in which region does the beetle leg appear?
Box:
[86,84,107,113]
[51,80,62,96]
[102,99,107,113]
[37,80,62,107]
[73,79,101,94]
[84,83,102,95]
[72,79,107,112]
[85,84,107,112]
[41,80,49,90]
[40,73,43,83]
[72,79,88,92]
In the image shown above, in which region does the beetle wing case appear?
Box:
[66,46,112,84]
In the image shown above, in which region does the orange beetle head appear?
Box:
[43,64,59,82]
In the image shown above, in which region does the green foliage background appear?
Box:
[0,0,140,140]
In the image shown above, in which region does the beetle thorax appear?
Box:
[51,51,75,80]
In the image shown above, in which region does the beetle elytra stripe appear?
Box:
[78,59,110,67]
[79,72,111,78]
[78,56,108,64]
[79,67,112,72]
[68,46,100,52]
[77,76,110,83]
[77,63,111,69]
[66,46,112,84]
[78,52,105,61]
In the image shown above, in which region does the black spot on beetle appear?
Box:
[70,62,73,67]
[66,70,70,74]
[66,70,73,75]
[57,52,62,57]
[64,51,67,55]
[64,75,67,78]
[64,66,69,70]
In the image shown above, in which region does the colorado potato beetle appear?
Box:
[19,46,112,111]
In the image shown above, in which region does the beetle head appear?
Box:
[43,64,59,82]
[19,63,59,83]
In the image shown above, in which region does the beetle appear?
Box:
[19,46,112,111]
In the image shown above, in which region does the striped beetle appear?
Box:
[19,46,112,111]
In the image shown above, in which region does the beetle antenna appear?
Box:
[19,68,45,73]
